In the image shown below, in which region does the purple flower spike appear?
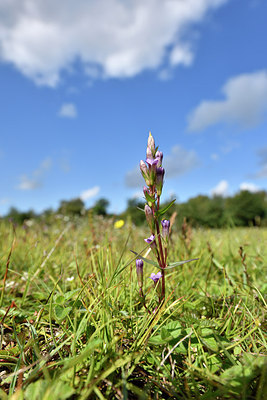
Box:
[149,272,162,283]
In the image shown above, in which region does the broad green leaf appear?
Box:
[54,305,72,321]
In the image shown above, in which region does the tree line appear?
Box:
[2,190,267,228]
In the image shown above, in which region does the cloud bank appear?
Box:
[188,70,267,131]
[0,0,227,86]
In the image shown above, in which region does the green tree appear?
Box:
[92,198,109,216]
[225,190,267,226]
[58,198,85,216]
[6,207,36,224]
[123,198,145,226]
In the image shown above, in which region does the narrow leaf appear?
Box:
[130,250,161,269]
[165,258,199,270]
[156,199,176,217]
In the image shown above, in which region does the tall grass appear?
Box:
[0,217,266,399]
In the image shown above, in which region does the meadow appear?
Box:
[0,216,266,399]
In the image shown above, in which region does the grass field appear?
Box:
[0,217,266,399]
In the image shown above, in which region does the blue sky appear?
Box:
[0,0,266,215]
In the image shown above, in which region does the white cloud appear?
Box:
[188,70,267,131]
[17,175,41,190]
[58,103,77,118]
[239,182,260,193]
[17,157,52,190]
[0,0,228,86]
[125,145,199,188]
[80,186,100,201]
[170,43,194,67]
[210,180,228,197]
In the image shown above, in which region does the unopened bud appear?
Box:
[148,132,155,152]
[136,259,144,288]
[145,204,154,232]
[156,167,165,196]
[140,160,151,185]
[147,132,156,159]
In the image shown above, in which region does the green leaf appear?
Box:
[144,192,156,204]
[130,250,160,268]
[54,305,72,321]
[25,380,75,400]
[156,199,176,217]
[165,258,199,269]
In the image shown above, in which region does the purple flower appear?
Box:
[136,259,144,288]
[146,158,159,167]
[155,151,163,166]
[144,234,156,249]
[149,272,162,283]
[161,219,170,239]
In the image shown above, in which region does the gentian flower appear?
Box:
[161,219,170,240]
[144,234,156,249]
[149,272,162,283]
[155,150,163,166]
[146,158,159,167]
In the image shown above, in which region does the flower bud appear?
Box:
[140,160,151,185]
[147,132,155,158]
[145,204,154,232]
[143,186,149,196]
[156,167,165,196]
[136,259,144,288]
